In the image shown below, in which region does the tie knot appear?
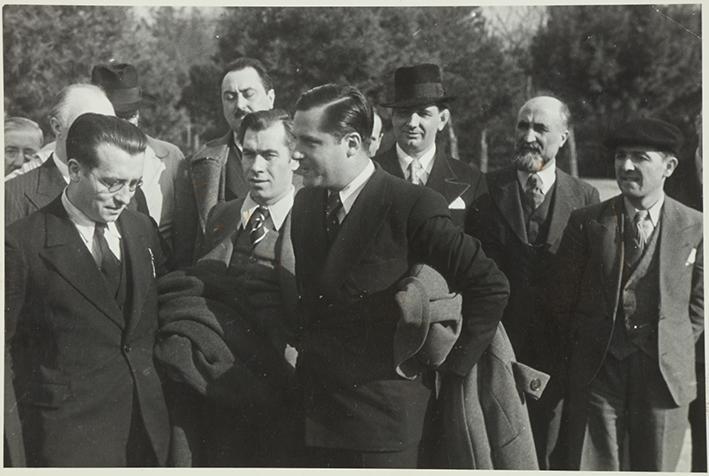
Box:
[634,209,649,224]
[526,173,542,191]
[95,222,108,236]
[326,192,342,216]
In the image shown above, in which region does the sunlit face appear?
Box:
[5,128,42,175]
[67,143,145,223]
[614,146,677,208]
[513,97,568,172]
[242,123,297,206]
[391,104,448,158]
[293,106,350,188]
[221,67,275,135]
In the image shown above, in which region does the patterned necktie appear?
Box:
[94,222,121,296]
[624,210,651,268]
[247,206,269,246]
[525,173,545,210]
[409,158,424,185]
[325,192,343,244]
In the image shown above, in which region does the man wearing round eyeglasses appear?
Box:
[5,113,171,466]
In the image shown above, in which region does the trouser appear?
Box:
[126,391,158,467]
[527,375,567,469]
[305,444,420,468]
[567,351,688,471]
[689,359,706,472]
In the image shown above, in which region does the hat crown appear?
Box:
[91,63,139,91]
[606,117,683,156]
[384,63,454,109]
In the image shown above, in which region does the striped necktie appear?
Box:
[525,173,545,210]
[325,192,343,244]
[247,206,269,246]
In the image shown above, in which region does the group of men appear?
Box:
[4,57,703,471]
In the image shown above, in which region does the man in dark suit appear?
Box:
[290,83,509,468]
[555,118,703,471]
[376,63,485,229]
[173,57,275,267]
[5,113,171,466]
[165,109,301,467]
[468,96,600,468]
[5,84,116,225]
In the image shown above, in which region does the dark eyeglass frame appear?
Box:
[89,170,143,193]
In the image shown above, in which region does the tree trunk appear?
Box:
[480,127,488,173]
[568,125,578,177]
[448,115,459,160]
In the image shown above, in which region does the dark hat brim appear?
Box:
[382,95,456,109]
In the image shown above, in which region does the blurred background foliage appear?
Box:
[3,4,701,177]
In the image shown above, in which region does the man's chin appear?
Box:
[512,153,545,172]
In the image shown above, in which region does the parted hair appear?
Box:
[66,113,147,168]
[238,109,295,150]
[221,57,274,92]
[295,83,373,148]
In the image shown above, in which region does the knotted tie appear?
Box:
[247,206,269,246]
[525,173,545,210]
[94,222,121,297]
[325,191,343,244]
[625,210,651,268]
[408,157,424,185]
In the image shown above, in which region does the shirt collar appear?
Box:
[624,192,664,227]
[337,159,376,215]
[239,186,295,231]
[52,153,70,184]
[61,188,122,243]
[396,143,437,175]
[516,159,557,195]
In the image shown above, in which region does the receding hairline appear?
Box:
[54,84,114,124]
[518,96,569,128]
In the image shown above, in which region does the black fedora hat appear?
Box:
[91,63,142,114]
[382,63,455,109]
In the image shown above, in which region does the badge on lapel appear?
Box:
[686,248,697,266]
[449,196,466,210]
[148,247,156,278]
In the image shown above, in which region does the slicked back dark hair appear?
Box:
[221,57,274,92]
[295,83,373,148]
[238,109,295,151]
[66,113,147,169]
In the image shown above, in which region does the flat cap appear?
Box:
[605,117,683,156]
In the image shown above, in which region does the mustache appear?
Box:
[516,142,541,153]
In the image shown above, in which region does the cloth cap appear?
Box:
[605,117,683,157]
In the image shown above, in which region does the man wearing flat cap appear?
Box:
[91,62,185,266]
[553,118,703,471]
[376,63,485,229]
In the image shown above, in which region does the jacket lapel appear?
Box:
[376,147,406,180]
[658,198,698,308]
[199,199,244,265]
[40,199,124,330]
[189,134,230,231]
[490,168,528,244]
[545,170,575,250]
[593,196,624,316]
[426,150,470,205]
[118,212,153,335]
[320,168,392,297]
[27,155,65,209]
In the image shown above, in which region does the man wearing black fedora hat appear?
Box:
[376,63,485,229]
[554,118,703,471]
[91,62,185,266]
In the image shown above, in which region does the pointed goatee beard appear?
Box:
[512,151,546,172]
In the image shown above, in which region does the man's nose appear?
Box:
[251,155,267,172]
[618,157,635,171]
[236,94,249,111]
[522,127,536,143]
[114,185,133,205]
[292,148,304,161]
[406,113,420,128]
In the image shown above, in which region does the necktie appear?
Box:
[94,223,121,297]
[625,210,651,268]
[247,206,269,246]
[525,173,545,210]
[325,192,343,244]
[409,158,424,185]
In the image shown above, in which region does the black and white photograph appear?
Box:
[2,2,703,471]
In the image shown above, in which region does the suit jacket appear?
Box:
[144,135,185,246]
[5,155,65,226]
[172,133,247,268]
[468,166,600,373]
[291,166,509,451]
[554,195,703,406]
[5,197,171,466]
[376,145,486,229]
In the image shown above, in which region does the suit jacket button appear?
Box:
[530,378,541,392]
[123,344,131,353]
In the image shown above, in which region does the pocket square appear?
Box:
[448,197,466,210]
[686,248,697,266]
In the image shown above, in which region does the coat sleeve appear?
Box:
[408,188,510,377]
[690,239,704,340]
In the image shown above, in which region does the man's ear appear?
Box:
[559,128,570,148]
[267,89,276,108]
[344,132,363,157]
[49,116,62,139]
[437,108,450,131]
[663,155,679,178]
[67,158,82,182]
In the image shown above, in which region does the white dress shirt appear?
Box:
[61,189,122,261]
[332,159,376,224]
[239,185,295,232]
[396,143,436,185]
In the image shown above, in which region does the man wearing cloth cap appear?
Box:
[554,118,703,471]
[376,63,485,229]
[91,63,185,265]
[467,96,599,469]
